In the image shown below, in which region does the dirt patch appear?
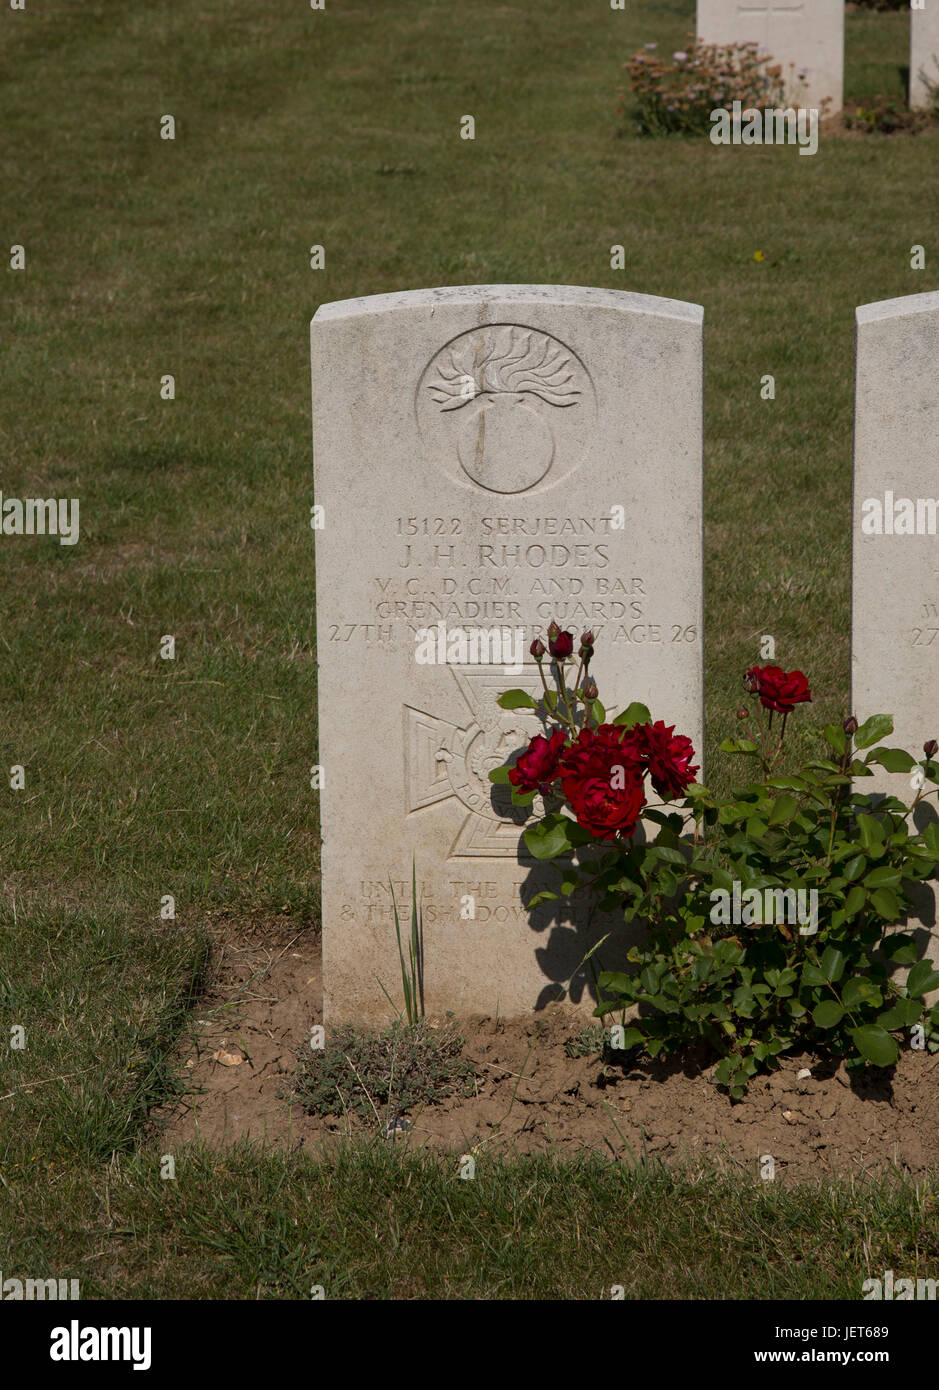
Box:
[158,927,939,1183]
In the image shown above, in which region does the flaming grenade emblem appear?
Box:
[424,325,588,493]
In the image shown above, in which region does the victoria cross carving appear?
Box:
[404,666,547,857]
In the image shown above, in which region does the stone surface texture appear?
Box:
[697,0,844,112]
[311,285,704,1023]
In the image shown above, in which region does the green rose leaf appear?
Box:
[844,884,866,918]
[841,977,881,1010]
[869,887,901,920]
[866,748,915,774]
[718,738,760,755]
[768,794,799,825]
[851,1025,899,1067]
[813,1000,844,1028]
[864,866,901,889]
[523,814,573,860]
[650,845,687,865]
[497,690,538,710]
[854,715,894,750]
[882,933,919,964]
[877,999,922,1030]
[596,971,631,993]
[525,890,559,907]
[856,815,885,852]
[821,946,845,983]
[488,765,512,784]
[613,701,651,729]
[906,960,939,999]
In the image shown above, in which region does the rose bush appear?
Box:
[492,632,939,1096]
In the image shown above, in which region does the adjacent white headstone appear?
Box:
[853,290,939,989]
[697,0,844,112]
[311,285,704,1024]
[911,0,939,109]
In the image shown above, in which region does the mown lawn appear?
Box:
[0,0,936,1297]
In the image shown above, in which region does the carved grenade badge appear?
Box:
[418,324,594,495]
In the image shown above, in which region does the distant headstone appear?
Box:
[311,285,704,1024]
[697,0,844,112]
[853,290,939,990]
[911,1,939,109]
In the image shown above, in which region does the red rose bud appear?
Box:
[925,739,938,759]
[743,671,759,694]
[583,676,598,701]
[580,630,595,649]
[745,665,812,714]
[549,628,575,660]
[530,637,546,661]
[736,707,749,720]
[546,619,561,642]
[843,716,859,736]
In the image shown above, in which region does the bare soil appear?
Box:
[159,921,939,1183]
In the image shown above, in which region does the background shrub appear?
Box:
[620,37,786,136]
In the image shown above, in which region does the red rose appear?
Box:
[559,725,646,839]
[634,720,699,799]
[508,729,567,794]
[745,665,812,714]
[549,629,575,660]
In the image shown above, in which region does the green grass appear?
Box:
[1,0,937,1297]
[2,1143,937,1299]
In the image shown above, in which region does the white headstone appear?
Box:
[853,290,939,990]
[697,0,844,112]
[911,0,939,109]
[311,285,704,1024]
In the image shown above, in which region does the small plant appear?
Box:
[843,96,932,135]
[378,861,424,1027]
[620,35,786,137]
[295,1020,475,1123]
[492,626,939,1097]
[564,1024,607,1060]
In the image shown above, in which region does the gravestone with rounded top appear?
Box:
[311,285,704,1024]
[697,0,844,112]
[853,290,939,992]
[911,0,939,109]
